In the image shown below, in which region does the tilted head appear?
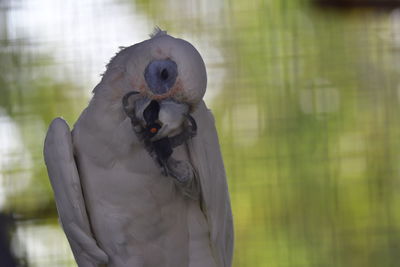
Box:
[94,29,207,108]
[91,29,206,176]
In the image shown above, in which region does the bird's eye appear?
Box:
[144,59,178,94]
[160,68,169,80]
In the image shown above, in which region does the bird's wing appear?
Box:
[188,101,234,267]
[44,118,108,267]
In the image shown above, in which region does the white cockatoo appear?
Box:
[43,29,233,267]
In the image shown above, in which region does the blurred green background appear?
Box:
[1,0,400,266]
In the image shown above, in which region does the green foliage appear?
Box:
[0,45,87,218]
[210,2,400,267]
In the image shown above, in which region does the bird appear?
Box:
[43,28,234,267]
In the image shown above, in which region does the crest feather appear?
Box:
[150,27,167,38]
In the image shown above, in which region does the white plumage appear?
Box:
[44,29,233,267]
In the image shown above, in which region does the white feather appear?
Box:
[43,118,108,266]
[188,101,234,267]
[44,32,233,267]
[150,27,167,38]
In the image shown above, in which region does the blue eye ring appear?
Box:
[144,59,178,94]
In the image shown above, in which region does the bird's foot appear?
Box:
[166,158,194,184]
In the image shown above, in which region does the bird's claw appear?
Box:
[166,158,194,184]
[169,114,197,148]
[122,91,197,183]
[185,114,197,138]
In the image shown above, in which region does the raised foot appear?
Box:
[166,158,194,184]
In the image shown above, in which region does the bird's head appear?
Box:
[93,29,206,140]
[96,29,206,106]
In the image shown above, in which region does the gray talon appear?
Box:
[167,158,194,183]
[122,91,197,185]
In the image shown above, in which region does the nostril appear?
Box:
[160,68,169,80]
